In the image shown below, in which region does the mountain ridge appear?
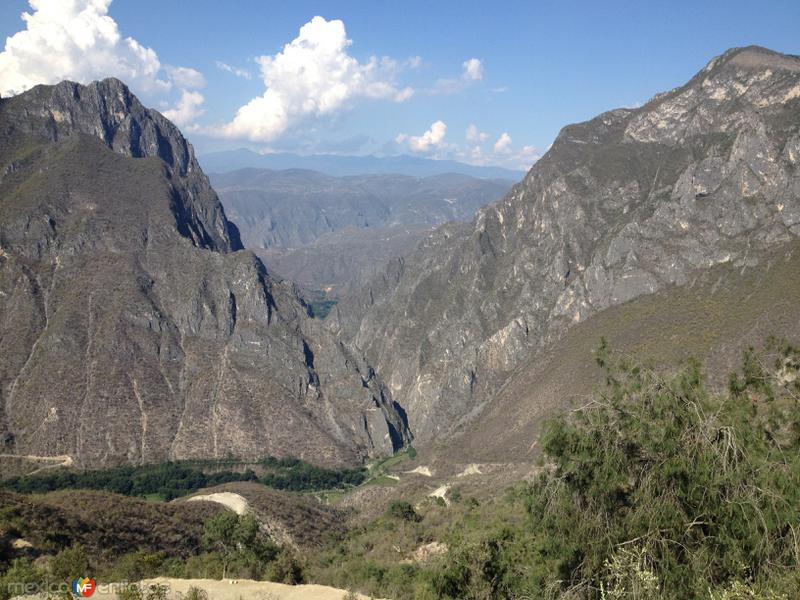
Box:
[333,45,800,445]
[198,148,525,180]
[0,78,410,470]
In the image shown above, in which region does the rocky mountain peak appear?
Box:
[705,45,800,74]
[0,78,242,252]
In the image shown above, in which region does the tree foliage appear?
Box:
[1,456,366,498]
[422,339,800,599]
[202,513,278,578]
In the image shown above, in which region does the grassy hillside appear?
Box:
[439,240,800,464]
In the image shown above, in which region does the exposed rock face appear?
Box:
[1,78,241,253]
[334,46,800,444]
[0,79,409,468]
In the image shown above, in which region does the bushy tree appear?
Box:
[0,559,45,600]
[387,501,421,523]
[415,340,800,599]
[266,549,305,585]
[48,543,89,583]
[202,512,278,578]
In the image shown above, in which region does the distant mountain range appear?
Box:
[211,168,512,292]
[198,148,525,180]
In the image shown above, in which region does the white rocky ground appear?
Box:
[15,578,384,600]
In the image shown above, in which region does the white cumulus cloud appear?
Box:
[0,0,208,130]
[0,0,176,96]
[163,90,205,128]
[396,120,447,153]
[217,16,414,142]
[494,132,513,154]
[412,123,538,171]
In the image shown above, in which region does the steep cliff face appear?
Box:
[335,46,800,444]
[0,79,409,468]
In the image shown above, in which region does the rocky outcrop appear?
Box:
[0,79,409,468]
[334,46,800,444]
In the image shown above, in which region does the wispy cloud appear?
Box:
[405,55,423,69]
[215,60,252,80]
[166,66,205,89]
[430,57,485,95]
[466,124,489,143]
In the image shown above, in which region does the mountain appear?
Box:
[333,46,800,447]
[0,78,410,471]
[439,238,800,464]
[211,168,512,291]
[198,148,525,180]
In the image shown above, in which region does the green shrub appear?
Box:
[310,340,800,600]
[202,513,278,578]
[48,543,89,583]
[180,586,209,600]
[520,339,800,598]
[387,501,421,522]
[266,550,305,585]
[184,553,224,580]
[0,558,45,600]
[110,551,170,582]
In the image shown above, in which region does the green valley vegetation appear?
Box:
[259,456,366,491]
[0,457,366,500]
[306,339,800,599]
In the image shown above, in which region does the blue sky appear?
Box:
[1,1,798,170]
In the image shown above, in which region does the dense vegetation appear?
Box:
[308,339,800,599]
[0,457,366,500]
[0,462,254,501]
[0,513,301,600]
[259,456,365,491]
